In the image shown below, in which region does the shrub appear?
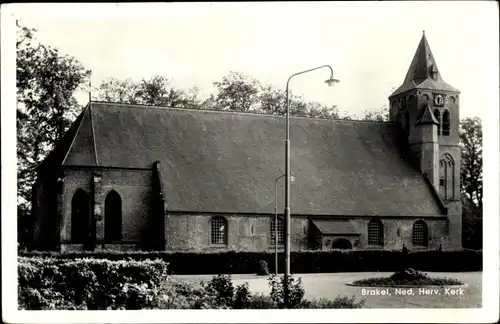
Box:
[268,274,305,309]
[18,257,169,310]
[20,249,482,274]
[248,293,275,309]
[156,279,211,309]
[206,274,234,307]
[301,296,365,309]
[352,268,463,287]
[233,283,252,309]
[19,257,368,310]
[257,260,269,276]
[390,268,428,281]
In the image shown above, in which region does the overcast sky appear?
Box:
[9,2,500,119]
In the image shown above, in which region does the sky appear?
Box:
[2,3,500,322]
[9,1,499,119]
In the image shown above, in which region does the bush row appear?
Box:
[20,249,482,274]
[18,257,169,310]
[18,257,365,310]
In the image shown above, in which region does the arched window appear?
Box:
[439,154,455,200]
[442,110,450,136]
[331,238,352,249]
[270,217,284,245]
[433,109,441,135]
[71,189,90,243]
[439,160,446,197]
[368,219,384,246]
[211,216,228,245]
[412,220,428,247]
[105,190,122,242]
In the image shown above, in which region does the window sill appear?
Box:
[210,244,228,247]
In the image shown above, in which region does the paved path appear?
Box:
[173,272,482,308]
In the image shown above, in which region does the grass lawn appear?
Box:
[173,272,482,308]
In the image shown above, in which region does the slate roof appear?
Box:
[42,101,445,217]
[390,32,459,97]
[311,220,360,235]
[416,105,439,125]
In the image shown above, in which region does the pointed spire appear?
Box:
[403,32,440,83]
[389,32,459,97]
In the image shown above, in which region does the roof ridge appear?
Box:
[61,103,91,166]
[90,100,397,124]
[89,102,99,166]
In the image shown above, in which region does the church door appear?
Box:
[331,238,352,249]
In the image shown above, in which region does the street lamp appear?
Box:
[283,65,338,307]
[274,174,295,275]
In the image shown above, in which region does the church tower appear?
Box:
[388,31,462,248]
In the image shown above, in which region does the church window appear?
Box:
[105,190,122,242]
[270,217,284,245]
[439,154,455,200]
[433,109,441,135]
[368,219,384,246]
[71,189,90,243]
[442,110,450,136]
[412,220,428,247]
[211,216,228,245]
[439,160,445,196]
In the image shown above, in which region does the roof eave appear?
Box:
[35,102,91,173]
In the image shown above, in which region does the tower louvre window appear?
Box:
[439,154,455,200]
[433,109,441,135]
[442,110,450,136]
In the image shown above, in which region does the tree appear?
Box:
[459,117,482,249]
[17,22,91,205]
[212,72,262,112]
[95,75,202,109]
[211,72,343,119]
[459,117,483,211]
[17,21,91,245]
[362,105,389,122]
[95,78,141,104]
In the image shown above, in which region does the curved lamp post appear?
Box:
[283,65,339,307]
[274,174,295,275]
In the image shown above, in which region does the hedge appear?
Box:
[18,258,365,309]
[18,257,169,310]
[19,249,482,274]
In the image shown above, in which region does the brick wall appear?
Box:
[164,214,309,252]
[61,168,155,247]
[164,214,450,252]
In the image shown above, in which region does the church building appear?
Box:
[31,32,462,252]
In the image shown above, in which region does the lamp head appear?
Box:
[325,76,340,87]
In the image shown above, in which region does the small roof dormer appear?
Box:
[390,31,459,98]
[416,104,439,126]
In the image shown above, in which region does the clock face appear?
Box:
[433,94,445,107]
